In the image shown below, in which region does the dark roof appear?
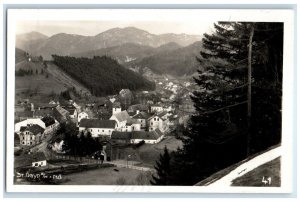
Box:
[41,116,56,127]
[24,124,44,135]
[131,129,163,140]
[65,108,76,115]
[157,111,168,118]
[54,106,70,121]
[20,126,27,132]
[132,112,151,119]
[148,111,168,121]
[80,119,116,129]
[31,152,47,162]
[128,111,136,117]
[111,131,132,140]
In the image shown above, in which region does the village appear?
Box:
[13,78,196,185]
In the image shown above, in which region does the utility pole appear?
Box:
[247,25,255,156]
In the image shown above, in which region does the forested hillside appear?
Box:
[52,55,155,96]
[127,41,202,76]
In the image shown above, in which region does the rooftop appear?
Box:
[111,131,132,140]
[111,111,131,122]
[41,116,56,127]
[22,124,45,135]
[80,119,116,129]
[132,112,151,119]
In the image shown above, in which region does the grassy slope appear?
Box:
[15,60,92,99]
[231,157,281,187]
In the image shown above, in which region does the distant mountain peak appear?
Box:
[17,31,48,40]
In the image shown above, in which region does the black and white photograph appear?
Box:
[5,8,295,193]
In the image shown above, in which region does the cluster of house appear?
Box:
[14,99,82,146]
[14,91,178,147]
[78,103,174,144]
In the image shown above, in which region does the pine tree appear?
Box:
[150,146,171,185]
[168,22,283,185]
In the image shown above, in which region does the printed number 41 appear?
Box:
[262,176,272,185]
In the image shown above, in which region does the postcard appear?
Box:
[6,8,295,193]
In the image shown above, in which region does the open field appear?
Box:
[61,167,152,185]
[15,74,67,95]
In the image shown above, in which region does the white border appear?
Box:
[6,9,295,193]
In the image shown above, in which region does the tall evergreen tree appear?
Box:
[168,22,283,185]
[150,146,171,185]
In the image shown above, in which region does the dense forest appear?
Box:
[52,55,155,96]
[152,22,283,185]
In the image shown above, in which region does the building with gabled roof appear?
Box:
[53,106,70,123]
[110,128,164,144]
[109,110,131,130]
[41,116,59,134]
[31,152,47,167]
[132,112,151,130]
[148,111,170,133]
[111,131,132,144]
[78,111,89,123]
[109,110,141,132]
[19,124,44,146]
[79,119,116,138]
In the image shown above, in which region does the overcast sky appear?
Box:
[16,20,215,37]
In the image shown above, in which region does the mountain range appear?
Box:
[16,27,202,60]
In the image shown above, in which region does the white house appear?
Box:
[111,129,164,144]
[78,111,89,123]
[130,129,164,144]
[148,111,169,133]
[109,110,131,131]
[31,152,47,167]
[121,119,141,132]
[19,124,44,146]
[79,119,116,138]
[150,105,163,113]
